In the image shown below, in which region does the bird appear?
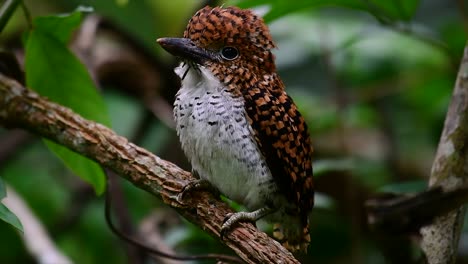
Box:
[157,5,314,252]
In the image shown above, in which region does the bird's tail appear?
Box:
[273,219,310,252]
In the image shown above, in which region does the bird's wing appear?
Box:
[242,86,314,218]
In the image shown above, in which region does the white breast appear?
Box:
[173,63,276,209]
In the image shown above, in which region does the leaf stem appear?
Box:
[20,0,32,30]
[0,0,21,34]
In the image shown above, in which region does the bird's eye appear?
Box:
[220,46,239,60]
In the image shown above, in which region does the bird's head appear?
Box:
[157,6,277,87]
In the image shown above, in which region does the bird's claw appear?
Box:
[176,181,194,203]
[177,179,218,203]
[220,213,234,240]
[220,207,274,240]
[220,212,258,240]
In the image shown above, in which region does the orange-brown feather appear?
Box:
[181,5,314,251]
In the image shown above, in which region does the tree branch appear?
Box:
[366,184,468,234]
[420,44,468,264]
[0,74,300,264]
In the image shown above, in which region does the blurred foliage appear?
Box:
[25,9,110,194]
[233,0,421,23]
[0,0,466,263]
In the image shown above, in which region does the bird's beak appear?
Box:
[157,37,213,65]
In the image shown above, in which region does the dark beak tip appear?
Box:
[156,37,209,64]
[156,38,167,46]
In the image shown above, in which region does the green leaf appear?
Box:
[0,178,23,232]
[0,178,5,199]
[25,31,109,124]
[44,140,106,194]
[233,0,419,22]
[234,0,368,23]
[0,203,23,232]
[367,0,420,21]
[25,11,110,194]
[398,0,420,20]
[33,11,82,43]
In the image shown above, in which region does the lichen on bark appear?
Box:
[420,45,468,264]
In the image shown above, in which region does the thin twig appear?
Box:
[107,170,146,264]
[105,173,243,263]
[139,210,183,264]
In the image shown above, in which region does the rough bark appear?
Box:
[420,44,468,264]
[0,74,300,264]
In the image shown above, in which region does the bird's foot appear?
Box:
[177,179,219,203]
[220,206,274,239]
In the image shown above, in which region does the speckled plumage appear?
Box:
[158,6,314,251]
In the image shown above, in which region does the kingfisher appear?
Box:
[157,6,314,252]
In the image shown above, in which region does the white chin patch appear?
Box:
[174,62,189,79]
[175,62,221,91]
